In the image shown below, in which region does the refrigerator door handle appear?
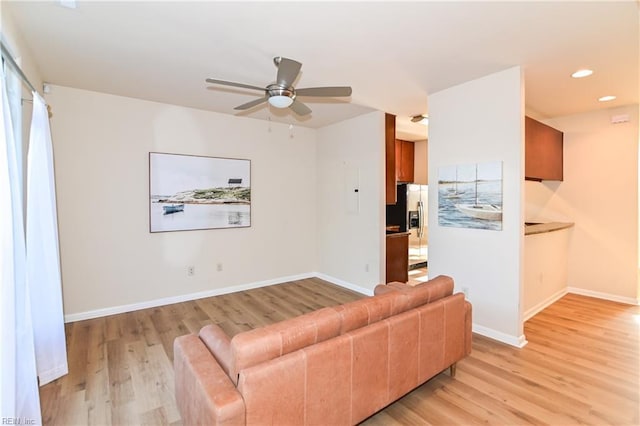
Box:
[417,200,424,238]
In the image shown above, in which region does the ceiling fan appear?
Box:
[205,57,352,116]
[411,115,429,125]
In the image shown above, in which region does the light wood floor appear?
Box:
[40,279,639,425]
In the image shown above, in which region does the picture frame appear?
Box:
[438,161,503,231]
[149,152,251,233]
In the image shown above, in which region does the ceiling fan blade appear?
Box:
[234,96,269,110]
[276,57,302,88]
[206,78,265,92]
[295,87,353,97]
[289,99,312,116]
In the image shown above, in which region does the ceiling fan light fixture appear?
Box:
[411,115,429,125]
[268,95,294,108]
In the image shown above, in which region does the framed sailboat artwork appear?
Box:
[437,161,503,231]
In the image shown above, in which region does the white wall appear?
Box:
[523,228,571,319]
[428,67,525,346]
[316,111,386,293]
[46,85,319,318]
[526,105,639,303]
[1,8,43,92]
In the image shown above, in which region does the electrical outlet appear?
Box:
[187,266,195,276]
[461,287,469,298]
[216,263,223,272]
[365,263,370,273]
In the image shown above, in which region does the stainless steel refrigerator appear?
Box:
[406,184,428,268]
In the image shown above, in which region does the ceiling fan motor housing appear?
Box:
[267,84,295,100]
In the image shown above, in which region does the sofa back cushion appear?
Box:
[375,275,454,308]
[331,290,411,334]
[237,292,470,425]
[228,278,450,384]
[228,306,341,383]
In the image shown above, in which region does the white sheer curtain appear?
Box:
[27,93,68,385]
[0,66,42,424]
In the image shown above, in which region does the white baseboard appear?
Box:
[523,288,569,322]
[64,267,639,353]
[472,324,528,348]
[313,273,373,296]
[64,272,316,323]
[522,287,638,324]
[567,287,639,306]
[63,271,538,350]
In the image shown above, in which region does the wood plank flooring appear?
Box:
[40,280,639,425]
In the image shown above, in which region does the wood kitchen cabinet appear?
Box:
[386,232,409,283]
[385,113,397,204]
[525,116,563,181]
[395,139,415,183]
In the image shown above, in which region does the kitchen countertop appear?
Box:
[386,231,410,237]
[525,221,574,235]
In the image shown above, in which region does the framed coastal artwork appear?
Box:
[149,152,251,233]
[437,161,503,231]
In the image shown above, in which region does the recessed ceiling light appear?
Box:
[598,95,617,102]
[571,69,593,78]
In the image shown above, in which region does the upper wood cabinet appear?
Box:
[525,116,563,181]
[413,140,428,185]
[395,139,415,183]
[385,114,397,204]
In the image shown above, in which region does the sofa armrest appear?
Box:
[200,324,233,376]
[374,284,396,295]
[373,281,407,295]
[174,334,245,426]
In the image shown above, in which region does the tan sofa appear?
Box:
[174,275,472,425]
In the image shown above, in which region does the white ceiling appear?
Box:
[5,1,638,141]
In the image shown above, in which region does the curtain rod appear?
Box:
[1,41,38,94]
